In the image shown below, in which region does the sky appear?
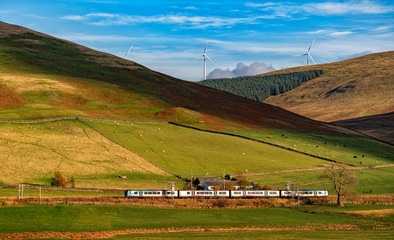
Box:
[1,0,393,81]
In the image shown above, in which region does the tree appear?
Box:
[51,171,69,187]
[323,164,358,207]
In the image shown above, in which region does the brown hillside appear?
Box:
[0,21,343,133]
[333,112,394,145]
[264,51,394,122]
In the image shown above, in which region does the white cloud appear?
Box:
[184,6,198,10]
[62,15,87,20]
[61,12,258,28]
[246,0,393,17]
[303,1,392,15]
[57,33,135,41]
[207,62,275,79]
[373,26,392,31]
[327,31,354,36]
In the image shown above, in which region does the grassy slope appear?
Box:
[0,120,183,189]
[226,129,394,166]
[83,120,330,177]
[264,51,394,122]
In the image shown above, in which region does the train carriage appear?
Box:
[215,190,230,197]
[194,190,215,198]
[244,190,265,197]
[141,190,163,197]
[230,190,244,198]
[125,190,141,198]
[179,190,193,197]
[163,190,179,197]
[316,190,329,197]
[266,190,280,197]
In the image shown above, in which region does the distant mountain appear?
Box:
[0,21,339,133]
[264,51,394,122]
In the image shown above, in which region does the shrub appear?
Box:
[51,171,69,187]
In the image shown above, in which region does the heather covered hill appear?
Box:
[264,51,394,122]
[0,21,336,133]
[333,112,394,145]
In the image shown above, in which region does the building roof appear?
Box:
[196,177,220,183]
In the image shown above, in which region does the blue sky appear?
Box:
[1,0,393,81]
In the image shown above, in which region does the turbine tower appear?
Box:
[295,39,316,66]
[124,45,133,59]
[193,41,215,80]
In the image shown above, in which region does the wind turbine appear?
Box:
[124,45,133,59]
[295,39,316,65]
[193,41,215,80]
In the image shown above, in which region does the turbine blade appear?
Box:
[309,54,316,64]
[124,45,133,58]
[193,56,204,61]
[204,41,208,54]
[308,38,315,53]
[206,55,215,64]
[294,53,306,56]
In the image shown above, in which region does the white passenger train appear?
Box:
[124,190,328,198]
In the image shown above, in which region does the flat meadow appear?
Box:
[0,204,392,239]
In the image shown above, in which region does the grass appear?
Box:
[0,205,383,233]
[248,167,394,194]
[0,120,180,189]
[227,128,394,166]
[83,120,332,177]
[0,188,124,198]
[114,230,394,240]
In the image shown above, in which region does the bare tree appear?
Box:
[323,164,358,207]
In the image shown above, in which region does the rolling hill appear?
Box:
[0,21,392,191]
[263,51,394,123]
[0,21,337,133]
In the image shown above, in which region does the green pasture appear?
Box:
[83,120,331,177]
[248,167,394,194]
[115,231,394,240]
[226,129,394,166]
[0,205,386,233]
[0,188,124,198]
[0,120,181,189]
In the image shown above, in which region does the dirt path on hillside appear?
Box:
[1,224,391,240]
[244,164,394,176]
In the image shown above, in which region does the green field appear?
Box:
[0,204,392,239]
[0,120,184,189]
[115,231,394,240]
[0,187,124,198]
[0,205,389,232]
[248,167,394,194]
[226,129,394,166]
[83,120,331,177]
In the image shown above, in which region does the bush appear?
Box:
[51,171,69,187]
